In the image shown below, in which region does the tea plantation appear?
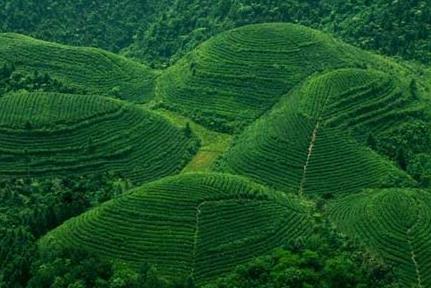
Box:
[298,69,425,141]
[0,91,198,184]
[40,173,313,284]
[0,33,157,102]
[329,189,431,288]
[1,21,431,288]
[218,68,417,196]
[156,23,416,132]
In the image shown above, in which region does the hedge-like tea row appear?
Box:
[157,23,357,130]
[157,23,413,132]
[329,189,431,287]
[219,69,414,196]
[298,69,423,142]
[0,33,156,102]
[0,91,197,184]
[40,173,313,284]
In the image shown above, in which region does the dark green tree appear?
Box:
[25,120,33,130]
[395,147,408,170]
[184,122,193,138]
[366,133,377,150]
[410,78,418,99]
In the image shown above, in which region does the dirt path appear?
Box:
[190,201,206,278]
[407,228,423,288]
[298,120,320,197]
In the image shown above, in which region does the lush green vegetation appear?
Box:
[297,69,425,142]
[127,0,431,67]
[150,108,232,173]
[157,23,424,132]
[0,92,198,184]
[218,68,417,196]
[31,221,399,288]
[329,188,431,287]
[0,0,169,54]
[366,121,431,187]
[205,249,396,288]
[0,33,157,102]
[204,225,399,288]
[1,4,431,287]
[157,23,352,131]
[0,174,130,287]
[2,1,429,67]
[0,63,78,96]
[40,173,313,284]
[28,246,197,288]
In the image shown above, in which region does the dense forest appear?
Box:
[0,174,130,287]
[1,0,430,67]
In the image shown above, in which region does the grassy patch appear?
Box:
[150,108,232,173]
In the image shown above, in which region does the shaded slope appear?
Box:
[0,33,156,102]
[40,173,313,284]
[157,23,409,131]
[0,92,197,184]
[219,69,416,196]
[329,188,431,288]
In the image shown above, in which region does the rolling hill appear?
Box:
[329,188,431,288]
[218,68,417,196]
[39,173,313,284]
[0,91,198,183]
[0,33,157,102]
[1,18,431,288]
[296,68,425,142]
[156,23,417,132]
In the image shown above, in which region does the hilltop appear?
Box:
[40,173,313,284]
[0,33,156,102]
[156,23,421,132]
[0,92,198,183]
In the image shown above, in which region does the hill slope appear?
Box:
[0,92,198,183]
[329,188,431,288]
[157,23,417,132]
[0,33,156,102]
[296,69,425,142]
[157,23,354,131]
[218,68,416,196]
[40,173,313,284]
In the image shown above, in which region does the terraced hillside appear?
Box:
[157,23,412,131]
[0,92,197,183]
[40,173,313,284]
[329,189,431,288]
[0,33,156,102]
[297,69,425,142]
[219,69,416,196]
